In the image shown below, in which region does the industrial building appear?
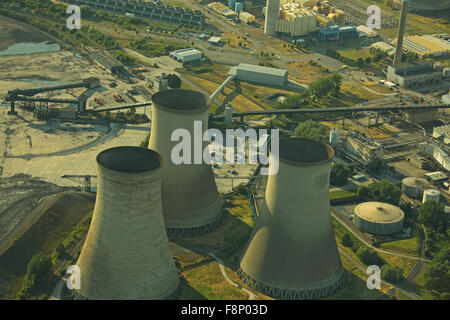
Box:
[402,177,429,199]
[149,89,223,238]
[169,48,202,63]
[238,138,345,299]
[318,25,357,42]
[404,107,438,123]
[67,0,205,25]
[274,3,318,37]
[264,0,281,36]
[91,51,126,75]
[425,172,448,185]
[356,25,377,38]
[354,202,405,236]
[208,2,239,18]
[154,73,168,92]
[419,143,450,172]
[433,124,450,145]
[229,63,288,86]
[76,147,180,299]
[394,35,449,57]
[344,133,384,163]
[386,62,443,88]
[239,11,256,23]
[370,42,396,56]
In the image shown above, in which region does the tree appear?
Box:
[330,162,352,186]
[357,185,370,199]
[167,74,181,89]
[294,119,329,143]
[341,233,353,247]
[360,180,401,205]
[418,200,448,234]
[381,264,403,283]
[424,245,450,293]
[356,246,384,266]
[330,73,343,95]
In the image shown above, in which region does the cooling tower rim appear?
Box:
[97,146,163,174]
[152,89,209,114]
[269,137,334,166]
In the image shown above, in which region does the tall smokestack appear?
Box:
[76,147,180,299]
[149,89,223,238]
[264,0,280,36]
[394,0,409,66]
[238,138,345,299]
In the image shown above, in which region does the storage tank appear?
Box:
[149,89,224,238]
[238,138,345,299]
[422,189,440,203]
[225,104,233,124]
[329,128,339,146]
[354,202,404,236]
[402,177,428,199]
[229,0,236,9]
[235,2,244,13]
[75,147,180,299]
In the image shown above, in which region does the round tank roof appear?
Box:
[273,138,334,165]
[97,146,162,173]
[151,89,209,113]
[354,202,404,224]
[402,177,428,188]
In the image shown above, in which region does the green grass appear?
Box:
[330,190,357,200]
[380,225,421,256]
[338,48,373,61]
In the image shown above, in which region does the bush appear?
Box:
[381,264,403,283]
[441,292,450,300]
[330,162,352,186]
[341,233,353,247]
[356,246,384,266]
[17,254,53,299]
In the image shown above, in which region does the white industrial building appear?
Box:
[169,48,202,63]
[433,124,450,145]
[370,42,396,56]
[274,4,318,37]
[357,25,377,38]
[229,63,288,86]
[239,11,255,23]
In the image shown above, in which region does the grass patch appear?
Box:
[380,225,421,256]
[330,190,357,200]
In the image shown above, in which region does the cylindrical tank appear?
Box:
[225,104,233,124]
[76,147,179,299]
[149,89,223,237]
[229,0,237,9]
[235,2,244,13]
[238,138,345,299]
[264,0,280,36]
[354,202,404,236]
[329,128,339,146]
[423,189,440,203]
[402,177,428,199]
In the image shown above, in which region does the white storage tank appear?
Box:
[354,202,404,236]
[422,189,440,203]
[329,128,339,146]
[225,104,233,123]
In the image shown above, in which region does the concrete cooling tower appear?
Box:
[75,147,180,299]
[149,89,223,238]
[238,138,345,299]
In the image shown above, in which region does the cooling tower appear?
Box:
[149,89,223,237]
[75,147,179,299]
[238,138,345,299]
[394,0,409,66]
[264,0,280,36]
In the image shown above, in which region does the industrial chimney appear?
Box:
[149,89,223,238]
[394,0,409,66]
[75,146,180,299]
[238,138,345,299]
[264,0,280,36]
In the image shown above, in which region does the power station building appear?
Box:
[387,62,443,89]
[149,89,224,237]
[76,147,180,299]
[274,3,318,37]
[354,202,405,236]
[238,138,345,299]
[318,25,357,42]
[229,63,288,86]
[169,48,202,63]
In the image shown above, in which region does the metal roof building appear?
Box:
[229,63,288,86]
[169,48,202,63]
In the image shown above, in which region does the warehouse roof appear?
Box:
[236,63,288,77]
[354,202,404,224]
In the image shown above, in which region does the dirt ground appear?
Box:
[0,15,50,51]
